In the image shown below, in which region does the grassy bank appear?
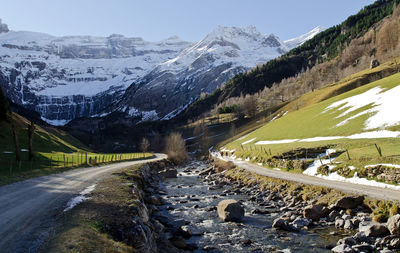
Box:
[42,164,145,252]
[224,165,400,222]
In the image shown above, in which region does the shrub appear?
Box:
[214,160,235,172]
[165,132,188,165]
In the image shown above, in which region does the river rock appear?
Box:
[335,218,345,228]
[217,199,244,222]
[292,217,310,229]
[332,195,364,209]
[331,244,355,253]
[365,224,390,237]
[337,236,357,246]
[344,219,355,230]
[180,225,193,239]
[329,210,340,221]
[387,214,400,235]
[199,167,214,176]
[272,218,299,232]
[159,169,177,178]
[170,236,187,249]
[352,244,375,253]
[303,204,330,221]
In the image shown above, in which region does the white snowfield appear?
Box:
[0,31,190,97]
[325,85,400,129]
[253,130,400,145]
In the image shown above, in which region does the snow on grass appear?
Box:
[325,85,400,129]
[241,138,257,145]
[301,136,345,142]
[347,130,400,139]
[64,184,96,212]
[303,158,333,176]
[365,164,400,169]
[304,159,400,190]
[255,130,400,145]
[270,111,287,122]
[255,139,299,145]
[237,134,250,141]
[317,172,400,191]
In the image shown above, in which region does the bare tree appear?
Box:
[140,137,150,153]
[165,132,188,164]
[377,19,399,70]
[28,121,36,162]
[243,94,258,118]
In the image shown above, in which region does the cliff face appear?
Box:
[0,25,322,125]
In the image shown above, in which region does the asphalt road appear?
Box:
[218,155,400,202]
[0,154,166,253]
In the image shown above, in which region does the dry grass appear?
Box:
[165,132,188,164]
[214,160,235,173]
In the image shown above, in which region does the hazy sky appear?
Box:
[0,0,375,42]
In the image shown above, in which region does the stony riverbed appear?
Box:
[156,160,352,252]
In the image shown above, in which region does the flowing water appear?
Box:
[158,160,345,253]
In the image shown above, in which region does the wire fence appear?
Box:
[0,152,152,176]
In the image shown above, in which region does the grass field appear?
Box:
[0,111,154,185]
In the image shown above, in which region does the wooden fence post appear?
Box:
[346,149,351,160]
[374,143,382,157]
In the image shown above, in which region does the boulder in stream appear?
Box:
[217,199,244,222]
[387,214,400,235]
[332,195,364,209]
[303,204,330,221]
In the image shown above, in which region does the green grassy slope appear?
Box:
[0,113,89,154]
[224,69,400,168]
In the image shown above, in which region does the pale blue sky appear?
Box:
[0,0,375,42]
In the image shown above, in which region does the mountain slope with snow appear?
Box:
[0,23,323,125]
[113,26,323,120]
[284,26,325,49]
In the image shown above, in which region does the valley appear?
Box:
[1,0,400,252]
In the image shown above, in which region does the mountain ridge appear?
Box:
[0,23,323,125]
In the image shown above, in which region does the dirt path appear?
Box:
[217,156,400,202]
[0,154,166,253]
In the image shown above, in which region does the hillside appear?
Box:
[178,0,400,122]
[0,111,89,155]
[221,64,400,188]
[0,86,9,121]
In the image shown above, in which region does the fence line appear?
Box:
[0,152,150,176]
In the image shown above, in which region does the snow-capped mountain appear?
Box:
[0,21,323,125]
[284,26,325,49]
[112,25,323,121]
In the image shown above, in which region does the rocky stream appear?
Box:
[137,159,400,253]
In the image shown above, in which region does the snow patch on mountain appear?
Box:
[284,26,325,49]
[325,85,400,129]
